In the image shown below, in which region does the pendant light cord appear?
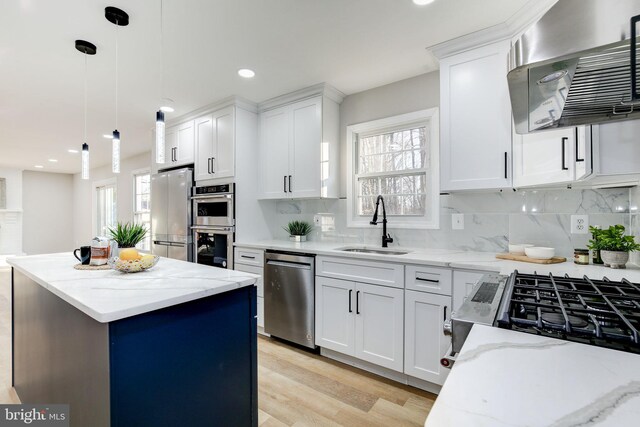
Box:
[83,53,87,142]
[115,24,119,128]
[160,0,164,100]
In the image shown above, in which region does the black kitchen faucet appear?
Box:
[370,195,393,248]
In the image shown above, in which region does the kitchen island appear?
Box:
[425,324,640,426]
[8,253,259,427]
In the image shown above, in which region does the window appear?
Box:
[133,171,151,251]
[347,109,439,229]
[94,179,117,237]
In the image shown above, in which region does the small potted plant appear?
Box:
[108,222,148,256]
[283,220,313,242]
[587,225,640,269]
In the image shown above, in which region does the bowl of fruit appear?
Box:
[108,248,159,273]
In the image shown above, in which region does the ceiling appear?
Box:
[0,0,530,174]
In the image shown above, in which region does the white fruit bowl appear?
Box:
[524,247,555,260]
[108,255,160,273]
[508,243,534,255]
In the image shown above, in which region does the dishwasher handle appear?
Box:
[265,259,312,270]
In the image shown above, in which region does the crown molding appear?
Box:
[428,0,558,59]
[258,83,346,112]
[166,96,258,126]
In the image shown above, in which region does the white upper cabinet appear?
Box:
[259,85,342,200]
[164,120,195,167]
[194,106,235,182]
[513,126,590,188]
[440,40,513,191]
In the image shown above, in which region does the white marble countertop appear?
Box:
[426,325,640,426]
[8,253,259,323]
[234,240,640,282]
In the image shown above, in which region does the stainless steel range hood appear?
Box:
[508,0,640,134]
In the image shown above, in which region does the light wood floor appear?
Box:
[258,336,435,426]
[0,270,435,425]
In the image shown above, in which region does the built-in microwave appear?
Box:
[191,183,234,228]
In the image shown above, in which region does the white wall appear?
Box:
[0,167,23,255]
[73,152,151,247]
[22,171,74,254]
[0,167,23,210]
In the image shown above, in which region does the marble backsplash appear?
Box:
[630,186,640,266]
[263,188,638,259]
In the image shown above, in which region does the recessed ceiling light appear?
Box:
[238,68,255,78]
[48,159,58,163]
[413,0,435,5]
[68,149,79,154]
[103,134,113,139]
[34,165,44,169]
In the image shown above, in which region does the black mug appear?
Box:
[74,246,91,265]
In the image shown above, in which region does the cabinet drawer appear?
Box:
[405,265,452,295]
[234,247,264,267]
[233,263,264,297]
[316,256,403,289]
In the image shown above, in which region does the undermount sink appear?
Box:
[339,247,410,256]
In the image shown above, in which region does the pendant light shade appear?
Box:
[82,143,90,180]
[156,110,165,163]
[75,39,96,180]
[112,130,121,173]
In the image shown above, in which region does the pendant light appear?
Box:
[155,0,167,163]
[105,6,129,174]
[75,40,97,180]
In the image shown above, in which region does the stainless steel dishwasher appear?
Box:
[264,251,316,349]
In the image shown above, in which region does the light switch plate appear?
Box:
[452,214,464,230]
[571,214,589,234]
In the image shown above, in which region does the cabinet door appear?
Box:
[513,127,577,187]
[165,126,178,165]
[452,270,485,313]
[440,40,512,191]
[290,97,322,198]
[315,277,355,355]
[174,121,195,166]
[354,282,404,372]
[212,106,235,179]
[404,290,451,385]
[260,107,290,199]
[194,114,214,181]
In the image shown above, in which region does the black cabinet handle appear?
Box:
[211,157,215,174]
[283,175,287,193]
[575,128,584,162]
[416,277,439,283]
[240,255,255,260]
[356,290,360,314]
[207,158,211,174]
[348,289,352,313]
[504,151,508,179]
[632,14,640,100]
[561,137,569,170]
[288,175,292,193]
[444,306,447,322]
[174,147,177,162]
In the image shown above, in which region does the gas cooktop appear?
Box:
[495,271,640,354]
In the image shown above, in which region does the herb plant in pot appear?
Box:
[108,222,148,257]
[284,220,313,242]
[587,225,640,269]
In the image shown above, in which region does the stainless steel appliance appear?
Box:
[151,168,193,261]
[264,251,316,349]
[508,0,640,133]
[442,271,640,368]
[191,184,235,269]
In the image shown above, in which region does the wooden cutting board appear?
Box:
[496,253,567,264]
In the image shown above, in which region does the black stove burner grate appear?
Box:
[495,271,640,353]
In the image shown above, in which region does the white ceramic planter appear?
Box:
[600,250,629,269]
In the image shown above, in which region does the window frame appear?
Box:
[92,177,118,237]
[346,108,440,229]
[132,168,151,251]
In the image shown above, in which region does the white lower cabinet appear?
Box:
[404,290,451,385]
[315,276,404,372]
[234,258,267,333]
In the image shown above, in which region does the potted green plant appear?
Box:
[108,222,148,254]
[587,225,640,269]
[283,220,313,242]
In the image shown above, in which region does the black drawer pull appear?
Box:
[241,255,256,259]
[561,137,569,170]
[416,277,439,283]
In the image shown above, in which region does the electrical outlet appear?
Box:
[313,215,322,226]
[452,214,464,230]
[571,214,589,234]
